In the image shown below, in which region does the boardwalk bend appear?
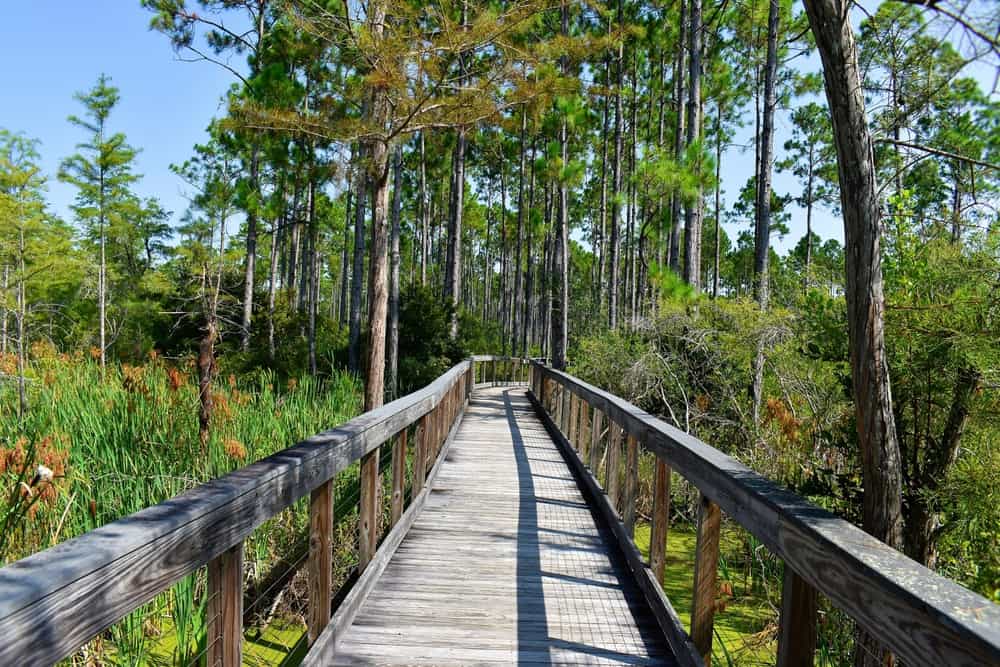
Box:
[1,357,999,666]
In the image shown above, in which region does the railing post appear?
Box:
[390,429,408,527]
[579,401,590,462]
[777,565,818,667]
[650,460,672,584]
[207,543,243,667]
[589,408,603,472]
[623,434,639,536]
[358,447,380,571]
[492,359,497,386]
[413,413,430,496]
[308,480,333,644]
[560,385,571,434]
[568,392,579,449]
[606,423,623,511]
[691,493,721,666]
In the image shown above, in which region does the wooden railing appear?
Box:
[528,361,1000,667]
[0,357,508,667]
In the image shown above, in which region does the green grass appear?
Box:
[634,522,778,666]
[0,350,364,665]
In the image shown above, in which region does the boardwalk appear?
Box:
[333,386,675,666]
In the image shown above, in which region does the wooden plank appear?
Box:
[0,360,474,667]
[302,391,470,665]
[650,460,672,585]
[690,493,721,666]
[390,429,408,527]
[624,434,639,537]
[358,448,381,571]
[413,414,429,496]
[308,480,333,644]
[567,391,579,449]
[529,363,1000,667]
[527,390,703,667]
[606,422,623,512]
[579,400,590,463]
[561,384,571,434]
[207,542,243,667]
[590,407,603,472]
[776,565,817,667]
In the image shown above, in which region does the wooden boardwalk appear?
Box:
[332,386,676,666]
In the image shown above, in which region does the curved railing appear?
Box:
[529,361,1000,667]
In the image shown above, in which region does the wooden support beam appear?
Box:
[579,401,590,463]
[307,480,333,644]
[568,392,579,449]
[358,448,380,571]
[561,385,571,434]
[777,565,818,667]
[390,429,408,527]
[207,543,243,667]
[413,414,429,496]
[650,460,672,584]
[606,423,622,511]
[589,408,602,472]
[691,493,721,666]
[623,434,639,536]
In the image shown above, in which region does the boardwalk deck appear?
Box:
[332,386,676,666]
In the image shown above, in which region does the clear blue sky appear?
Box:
[1,1,243,233]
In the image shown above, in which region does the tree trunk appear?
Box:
[682,0,703,291]
[339,183,353,328]
[552,0,570,370]
[445,128,467,338]
[16,228,27,418]
[349,145,367,375]
[752,0,779,425]
[802,0,905,663]
[419,132,429,285]
[713,103,723,298]
[669,0,687,274]
[512,107,527,354]
[1,264,8,355]
[387,146,403,401]
[609,0,625,329]
[240,149,259,350]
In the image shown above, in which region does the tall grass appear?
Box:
[0,346,363,664]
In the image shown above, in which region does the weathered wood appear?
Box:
[358,448,380,571]
[568,391,579,448]
[606,422,623,512]
[690,494,721,666]
[579,400,591,463]
[561,385,571,434]
[624,434,639,536]
[303,384,470,665]
[529,362,1000,667]
[0,360,474,667]
[390,429,408,527]
[528,390,702,667]
[650,460,672,584]
[307,480,334,645]
[413,414,429,496]
[323,387,680,667]
[590,408,603,472]
[207,542,243,667]
[776,565,817,667]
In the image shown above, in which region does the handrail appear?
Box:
[529,361,1000,667]
[0,358,483,666]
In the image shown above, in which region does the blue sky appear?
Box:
[1,1,242,232]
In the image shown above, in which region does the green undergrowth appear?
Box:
[634,522,778,666]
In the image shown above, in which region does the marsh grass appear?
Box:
[0,349,363,664]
